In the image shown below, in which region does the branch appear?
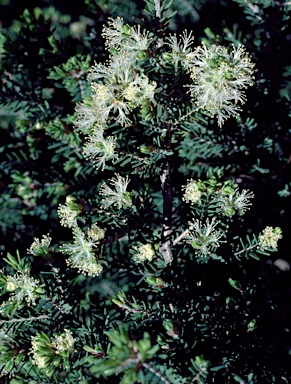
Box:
[0,315,49,324]
[78,80,85,100]
[234,243,257,257]
[173,229,189,246]
[143,363,173,384]
[159,120,173,263]
[173,106,201,126]
[117,356,141,373]
[159,167,173,264]
[154,0,161,18]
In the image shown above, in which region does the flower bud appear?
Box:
[65,195,83,212]
[162,52,172,61]
[6,281,18,292]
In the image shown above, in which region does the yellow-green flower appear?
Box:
[133,244,155,263]
[52,330,75,355]
[258,227,282,251]
[31,331,75,375]
[27,234,52,257]
[182,179,201,205]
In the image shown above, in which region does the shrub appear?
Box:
[0,0,290,382]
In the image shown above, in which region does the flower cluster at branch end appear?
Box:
[215,188,254,216]
[99,174,132,209]
[3,274,44,304]
[51,329,75,355]
[186,219,224,257]
[58,195,84,228]
[182,175,254,217]
[75,17,156,135]
[132,244,155,264]
[182,179,202,205]
[258,226,282,251]
[186,44,255,126]
[83,127,117,170]
[27,234,52,257]
[30,330,75,376]
[60,226,105,277]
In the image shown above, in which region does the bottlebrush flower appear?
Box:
[258,226,282,251]
[99,174,132,209]
[186,43,255,126]
[83,127,117,170]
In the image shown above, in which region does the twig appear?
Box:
[154,0,161,18]
[70,63,86,101]
[173,229,189,246]
[143,363,173,384]
[117,356,141,373]
[234,243,257,256]
[0,315,49,324]
[173,107,201,126]
[159,117,173,264]
[78,80,85,100]
[160,168,173,264]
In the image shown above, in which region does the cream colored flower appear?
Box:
[83,127,117,170]
[99,174,132,209]
[52,330,75,354]
[27,234,52,257]
[187,219,223,256]
[187,44,255,126]
[133,244,155,263]
[182,179,201,205]
[61,227,103,277]
[258,227,282,251]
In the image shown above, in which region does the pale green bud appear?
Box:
[6,281,18,292]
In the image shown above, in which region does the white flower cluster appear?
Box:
[51,330,75,355]
[215,189,254,216]
[27,234,52,257]
[31,331,75,372]
[83,127,117,170]
[182,178,253,216]
[258,226,282,251]
[87,223,106,242]
[186,44,255,126]
[133,244,155,264]
[187,219,223,256]
[61,226,105,277]
[99,174,132,209]
[75,18,156,169]
[101,17,153,56]
[165,31,194,70]
[182,179,201,205]
[58,204,79,228]
[5,274,43,305]
[0,273,44,316]
[58,195,83,228]
[76,56,156,130]
[57,195,106,277]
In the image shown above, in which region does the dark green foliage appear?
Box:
[0,0,290,383]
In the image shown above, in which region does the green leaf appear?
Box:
[228,278,243,292]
